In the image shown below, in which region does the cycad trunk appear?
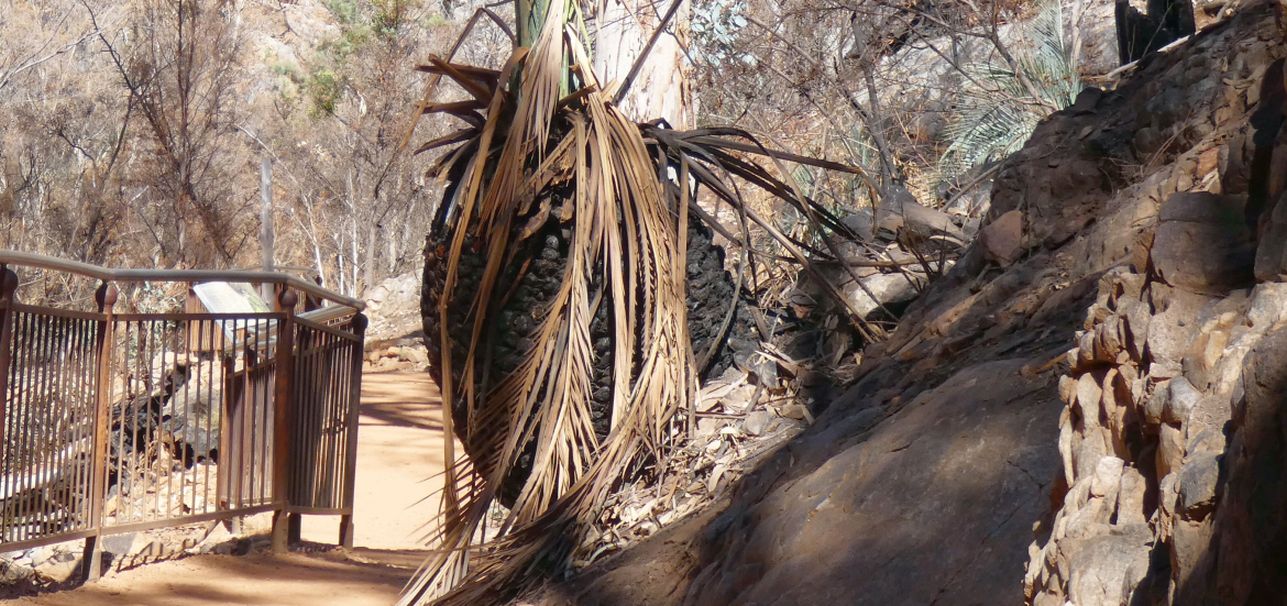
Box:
[420,1,723,508]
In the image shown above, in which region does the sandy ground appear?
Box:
[10,368,450,606]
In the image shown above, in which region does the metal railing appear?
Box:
[0,252,366,579]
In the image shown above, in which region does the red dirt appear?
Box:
[10,368,450,606]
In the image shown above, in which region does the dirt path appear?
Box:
[10,369,449,606]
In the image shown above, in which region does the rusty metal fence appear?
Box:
[0,253,366,578]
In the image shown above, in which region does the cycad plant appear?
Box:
[939,2,1081,179]
[401,1,868,603]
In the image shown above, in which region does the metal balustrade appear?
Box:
[0,252,366,579]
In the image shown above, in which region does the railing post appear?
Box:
[271,285,297,553]
[0,267,17,465]
[83,281,116,581]
[338,313,366,548]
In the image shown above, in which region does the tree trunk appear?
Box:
[592,0,693,128]
[259,155,275,303]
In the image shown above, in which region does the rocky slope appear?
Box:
[530,1,1287,603]
[1025,1,1287,602]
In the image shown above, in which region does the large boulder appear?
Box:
[1150,192,1255,295]
[684,361,1062,605]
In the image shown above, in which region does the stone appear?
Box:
[1064,524,1153,606]
[980,210,1025,266]
[1122,300,1151,360]
[364,272,423,343]
[683,361,1062,606]
[841,208,875,241]
[843,273,918,318]
[1075,372,1104,430]
[1176,453,1220,520]
[28,544,76,568]
[1247,282,1287,329]
[1116,467,1148,525]
[1163,376,1201,425]
[1158,423,1186,479]
[1075,430,1109,480]
[1059,410,1075,486]
[1146,285,1212,369]
[1143,380,1169,425]
[742,410,770,437]
[163,361,225,457]
[1158,472,1179,534]
[1253,191,1287,282]
[874,187,965,241]
[103,532,137,555]
[1093,318,1127,363]
[1206,325,1287,602]
[1186,427,1226,457]
[0,556,35,584]
[1150,192,1255,295]
[1171,517,1216,595]
[1090,456,1124,498]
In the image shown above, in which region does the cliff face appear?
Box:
[536,1,1287,604]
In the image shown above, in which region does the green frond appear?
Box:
[939,1,1081,179]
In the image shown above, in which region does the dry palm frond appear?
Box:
[400,7,875,604]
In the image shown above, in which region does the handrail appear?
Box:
[0,272,367,566]
[0,250,363,310]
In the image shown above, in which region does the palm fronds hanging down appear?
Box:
[400,5,874,603]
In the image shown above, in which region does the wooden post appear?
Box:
[83,282,117,581]
[270,285,297,553]
[338,313,367,548]
[0,268,17,460]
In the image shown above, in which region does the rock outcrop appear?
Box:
[1026,3,1287,602]
[364,271,423,345]
[532,1,1287,604]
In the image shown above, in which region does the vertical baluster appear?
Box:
[249,318,258,508]
[239,319,251,509]
[32,311,51,539]
[44,316,64,533]
[15,310,33,542]
[82,282,116,581]
[202,317,214,515]
[253,319,263,506]
[129,318,142,525]
[320,332,336,507]
[338,314,365,548]
[298,324,315,512]
[177,318,191,519]
[0,269,17,543]
[217,318,232,518]
[74,317,92,530]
